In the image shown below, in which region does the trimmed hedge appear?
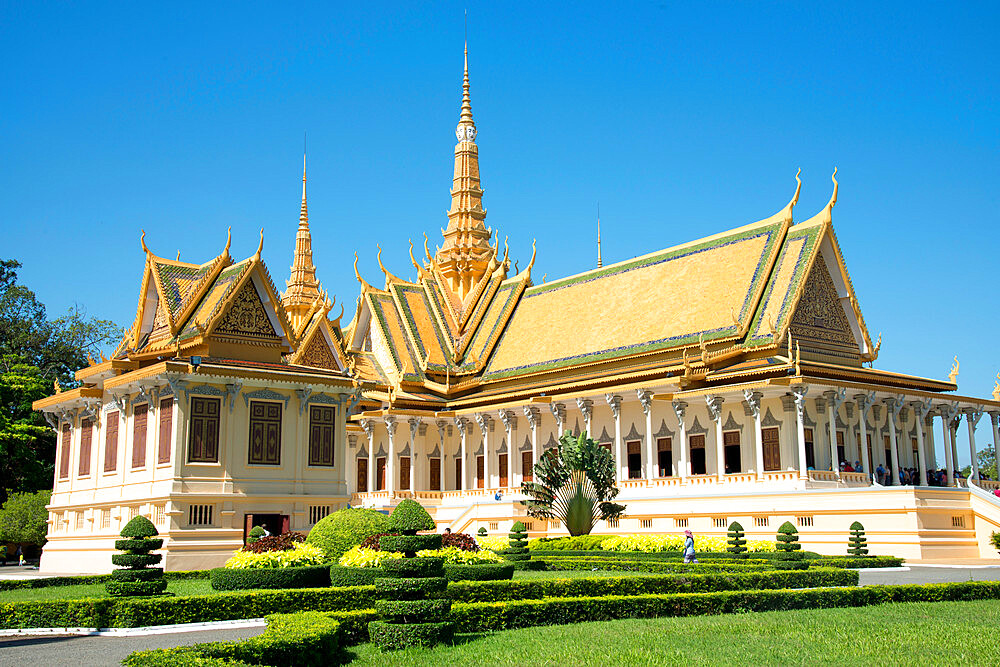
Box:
[546,559,774,574]
[444,563,515,582]
[380,534,442,554]
[368,620,453,650]
[305,508,392,562]
[322,581,1000,646]
[116,538,164,552]
[0,570,210,593]
[210,566,330,591]
[123,611,340,667]
[112,568,165,582]
[374,599,452,623]
[374,577,448,600]
[820,556,902,568]
[382,557,445,578]
[0,568,859,630]
[112,553,163,569]
[106,581,167,597]
[390,499,436,533]
[328,565,391,587]
[512,560,547,571]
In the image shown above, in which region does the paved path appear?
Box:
[858,564,1000,586]
[0,626,264,666]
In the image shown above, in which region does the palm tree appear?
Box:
[520,431,626,536]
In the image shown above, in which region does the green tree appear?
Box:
[0,365,56,500]
[520,431,626,536]
[0,489,51,547]
[961,448,997,481]
[0,259,121,386]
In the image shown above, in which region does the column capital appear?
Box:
[637,389,653,415]
[454,416,471,435]
[549,402,566,424]
[790,385,809,417]
[435,419,449,439]
[407,417,421,441]
[988,410,1000,426]
[823,388,847,410]
[360,418,375,438]
[671,400,688,425]
[705,395,724,423]
[742,389,762,418]
[498,409,517,431]
[384,415,398,437]
[474,412,493,435]
[522,405,541,428]
[576,398,594,421]
[963,406,984,426]
[605,394,622,419]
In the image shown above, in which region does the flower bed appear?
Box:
[601,534,775,553]
[223,542,325,570]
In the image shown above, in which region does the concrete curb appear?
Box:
[0,617,267,638]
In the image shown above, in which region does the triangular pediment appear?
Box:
[290,316,346,371]
[788,252,859,351]
[215,279,283,341]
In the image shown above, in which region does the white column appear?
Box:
[855,392,873,481]
[744,390,764,478]
[499,409,517,488]
[638,389,654,479]
[475,413,492,489]
[885,397,904,485]
[824,389,846,479]
[361,420,375,495]
[792,386,809,480]
[706,396,724,481]
[966,408,983,482]
[523,406,540,474]
[384,416,397,496]
[940,407,955,486]
[407,418,419,493]
[436,420,449,491]
[672,400,688,481]
[455,417,469,491]
[347,434,357,494]
[550,402,566,439]
[577,398,593,439]
[990,412,1000,482]
[911,400,930,486]
[950,416,961,480]
[606,395,623,481]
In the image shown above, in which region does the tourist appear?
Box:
[843,461,854,473]
[875,463,886,484]
[443,527,452,534]
[854,461,863,473]
[16,546,24,567]
[683,529,698,564]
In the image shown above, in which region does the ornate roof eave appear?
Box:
[170,228,233,334]
[354,252,387,296]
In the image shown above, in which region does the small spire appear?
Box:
[299,140,308,229]
[597,203,603,269]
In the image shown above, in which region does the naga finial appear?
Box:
[948,356,960,385]
[223,226,232,257]
[423,232,433,264]
[526,239,537,273]
[993,372,1000,402]
[354,252,362,283]
[871,333,882,361]
[252,228,264,261]
[140,230,150,254]
[408,239,422,273]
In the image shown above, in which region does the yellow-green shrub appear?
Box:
[601,534,773,553]
[224,543,325,569]
[476,536,510,552]
[338,546,505,568]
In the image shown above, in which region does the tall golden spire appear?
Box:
[282,150,322,330]
[435,41,494,300]
[597,204,603,268]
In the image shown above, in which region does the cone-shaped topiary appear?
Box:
[369,500,452,650]
[848,521,869,556]
[727,521,747,555]
[107,515,167,597]
[502,521,530,562]
[776,521,801,558]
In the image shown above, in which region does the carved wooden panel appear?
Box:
[189,397,220,463]
[308,405,335,467]
[789,254,857,347]
[215,281,280,341]
[132,404,148,469]
[105,412,119,472]
[79,418,93,477]
[300,333,339,369]
[249,401,282,465]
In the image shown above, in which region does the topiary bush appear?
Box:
[305,508,392,562]
[776,521,801,557]
[848,521,869,556]
[247,526,266,544]
[210,565,330,591]
[477,527,487,537]
[441,532,479,552]
[368,500,453,650]
[727,522,747,555]
[107,516,167,597]
[502,521,531,562]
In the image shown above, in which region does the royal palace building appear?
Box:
[35,49,1000,572]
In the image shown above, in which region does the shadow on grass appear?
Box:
[339,632,489,663]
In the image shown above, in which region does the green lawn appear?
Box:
[345,600,1000,666]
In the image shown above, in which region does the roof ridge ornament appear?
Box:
[253,228,264,261]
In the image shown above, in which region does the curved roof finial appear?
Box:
[408,239,422,273]
[376,244,387,276]
[353,252,363,284]
[253,228,264,261]
[819,167,838,224]
[140,230,150,254]
[423,232,433,264]
[526,239,537,272]
[223,226,232,257]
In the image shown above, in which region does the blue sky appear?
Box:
[2,2,998,462]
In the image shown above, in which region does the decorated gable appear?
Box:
[788,253,859,357]
[215,279,282,343]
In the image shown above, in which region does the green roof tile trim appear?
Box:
[744,225,822,348]
[391,284,453,372]
[368,293,425,381]
[482,224,783,380]
[176,260,250,341]
[467,279,523,366]
[154,262,209,316]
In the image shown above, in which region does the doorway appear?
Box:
[376,457,386,491]
[626,441,642,479]
[657,438,672,477]
[762,427,780,471]
[429,457,441,491]
[498,453,508,487]
[689,434,706,475]
[521,451,533,483]
[357,458,368,492]
[723,431,741,473]
[243,513,288,543]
